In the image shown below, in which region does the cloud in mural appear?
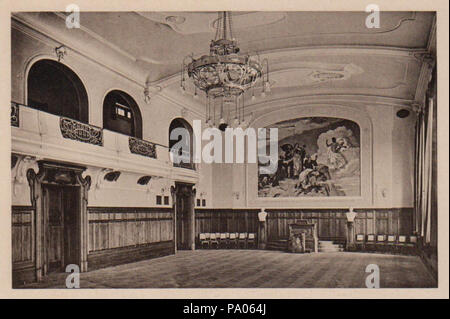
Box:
[316,126,360,178]
[258,117,361,197]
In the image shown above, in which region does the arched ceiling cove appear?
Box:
[12,11,436,118]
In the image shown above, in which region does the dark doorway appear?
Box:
[175,183,195,250]
[27,59,89,123]
[43,185,81,273]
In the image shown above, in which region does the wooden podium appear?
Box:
[288,221,318,253]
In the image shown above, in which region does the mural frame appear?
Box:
[246,103,373,208]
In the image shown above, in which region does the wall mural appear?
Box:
[258,117,361,197]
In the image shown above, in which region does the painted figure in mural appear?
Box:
[304,154,318,170]
[295,164,331,196]
[280,144,295,178]
[326,137,347,170]
[257,117,361,198]
[292,144,307,177]
[292,144,301,177]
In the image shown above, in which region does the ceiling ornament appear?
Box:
[143,83,162,104]
[55,45,67,62]
[181,11,268,131]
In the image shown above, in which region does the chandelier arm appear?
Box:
[228,12,233,41]
[222,12,227,40]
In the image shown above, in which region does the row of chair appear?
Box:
[354,234,418,255]
[199,232,257,249]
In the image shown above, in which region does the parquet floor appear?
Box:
[18,250,437,288]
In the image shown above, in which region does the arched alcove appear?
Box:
[169,118,194,169]
[246,103,373,208]
[103,90,143,138]
[27,59,89,123]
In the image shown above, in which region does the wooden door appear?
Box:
[44,185,64,273]
[176,192,189,250]
[43,185,80,273]
[63,187,80,268]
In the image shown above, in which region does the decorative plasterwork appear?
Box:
[11,102,19,127]
[91,168,113,199]
[60,117,103,146]
[11,155,39,196]
[129,137,157,159]
[143,83,162,104]
[54,45,67,62]
[269,63,364,88]
[11,14,147,89]
[413,53,435,107]
[136,12,287,35]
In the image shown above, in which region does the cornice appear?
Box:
[11,13,147,89]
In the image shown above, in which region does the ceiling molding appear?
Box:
[53,12,138,62]
[11,13,147,89]
[236,94,415,120]
[155,92,205,119]
[153,45,425,90]
[243,12,417,48]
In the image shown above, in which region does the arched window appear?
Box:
[27,59,89,123]
[169,118,194,169]
[103,90,142,138]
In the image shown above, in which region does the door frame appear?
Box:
[27,160,91,281]
[171,182,196,252]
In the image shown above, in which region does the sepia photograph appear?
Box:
[1,0,448,300]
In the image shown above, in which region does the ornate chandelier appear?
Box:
[181,12,269,130]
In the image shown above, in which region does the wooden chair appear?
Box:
[229,233,238,248]
[199,233,210,249]
[238,233,248,249]
[406,235,418,255]
[397,235,408,254]
[386,235,397,254]
[376,234,387,252]
[219,233,228,248]
[247,233,256,248]
[355,234,365,251]
[365,234,376,252]
[209,233,219,248]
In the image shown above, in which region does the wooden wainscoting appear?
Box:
[266,208,414,242]
[12,206,35,285]
[195,208,414,243]
[86,207,174,270]
[195,209,260,237]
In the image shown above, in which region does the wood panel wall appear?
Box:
[86,207,175,271]
[12,206,34,265]
[12,206,35,285]
[195,209,259,237]
[87,207,174,252]
[195,208,414,242]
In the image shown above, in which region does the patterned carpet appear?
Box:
[18,250,437,288]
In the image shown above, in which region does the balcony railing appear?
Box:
[11,102,197,173]
[60,117,103,146]
[129,136,157,159]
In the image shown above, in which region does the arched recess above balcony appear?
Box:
[27,59,89,123]
[103,90,143,139]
